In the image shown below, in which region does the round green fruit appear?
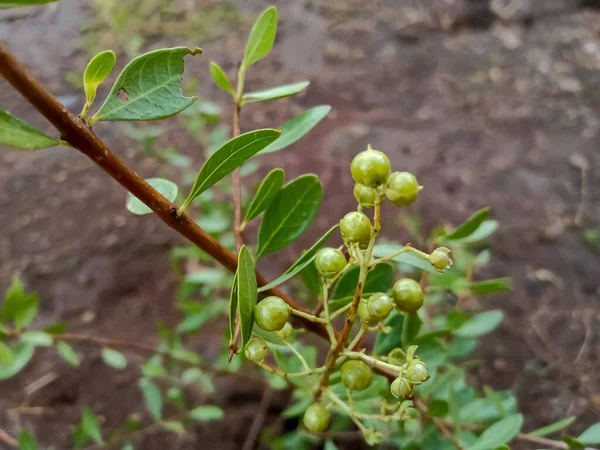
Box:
[276,322,293,340]
[254,296,290,332]
[392,278,424,313]
[244,338,269,363]
[429,247,452,271]
[358,298,379,325]
[406,360,429,384]
[303,403,330,433]
[390,377,413,398]
[341,360,373,391]
[367,292,393,321]
[353,183,378,208]
[385,171,420,207]
[315,247,346,278]
[350,148,391,187]
[340,211,372,246]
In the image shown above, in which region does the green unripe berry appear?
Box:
[315,247,346,278]
[390,377,413,398]
[385,171,420,207]
[358,298,379,325]
[341,360,373,391]
[429,247,452,272]
[392,278,424,313]
[244,337,269,363]
[350,147,391,187]
[367,292,394,321]
[254,296,290,332]
[353,183,378,208]
[406,360,429,384]
[276,322,293,340]
[340,211,372,246]
[405,407,419,420]
[303,403,330,433]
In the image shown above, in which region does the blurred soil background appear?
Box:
[0,0,599,448]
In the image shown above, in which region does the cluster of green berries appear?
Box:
[245,296,294,363]
[356,278,424,326]
[390,359,429,399]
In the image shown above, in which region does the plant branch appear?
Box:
[0,43,329,343]
[0,428,17,449]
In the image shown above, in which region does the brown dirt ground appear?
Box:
[1,0,600,449]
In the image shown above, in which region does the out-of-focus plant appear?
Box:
[1,3,598,450]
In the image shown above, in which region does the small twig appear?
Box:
[0,428,18,448]
[242,388,273,450]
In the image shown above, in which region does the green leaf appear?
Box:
[324,440,339,450]
[90,47,202,123]
[237,245,258,347]
[244,168,285,224]
[101,348,127,370]
[330,263,394,312]
[282,395,312,418]
[0,341,14,366]
[562,436,585,449]
[160,421,184,434]
[209,62,234,95]
[300,260,321,295]
[0,0,58,7]
[402,312,422,346]
[455,310,504,338]
[448,386,462,438]
[0,110,58,150]
[44,321,68,334]
[251,326,286,347]
[2,276,38,328]
[180,129,281,212]
[57,341,80,366]
[260,105,331,154]
[18,430,37,450]
[82,50,116,115]
[82,408,103,444]
[452,220,499,245]
[228,273,238,342]
[441,208,490,242]
[483,384,506,417]
[20,331,53,347]
[374,312,404,355]
[467,414,523,450]
[579,423,600,444]
[256,175,322,258]
[373,244,438,273]
[242,6,277,70]
[258,225,338,292]
[460,393,517,423]
[530,416,576,437]
[242,81,309,104]
[429,399,449,417]
[0,342,34,379]
[189,405,224,421]
[468,278,512,295]
[126,178,177,215]
[139,378,162,420]
[121,443,133,450]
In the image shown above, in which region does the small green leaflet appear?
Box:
[0,341,14,366]
[374,313,403,355]
[468,278,512,295]
[209,62,234,95]
[126,178,178,215]
[258,224,339,292]
[260,105,331,154]
[0,110,58,150]
[0,342,34,380]
[18,430,37,450]
[330,263,394,312]
[242,81,310,104]
[455,310,504,338]
[256,175,323,258]
[373,244,438,273]
[89,47,202,123]
[101,348,127,370]
[82,408,103,444]
[189,405,225,421]
[0,0,58,7]
[243,168,285,224]
[579,423,600,444]
[236,245,258,347]
[530,416,576,437]
[242,6,277,70]
[57,341,80,366]
[467,414,523,450]
[2,275,40,330]
[440,207,490,242]
[139,378,163,420]
[179,129,280,214]
[450,220,499,245]
[20,331,53,347]
[228,273,238,341]
[81,50,116,119]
